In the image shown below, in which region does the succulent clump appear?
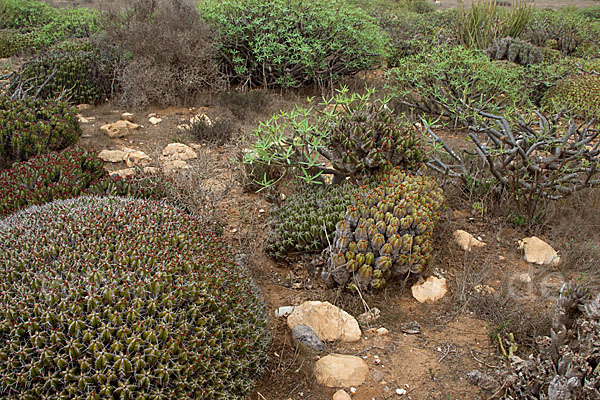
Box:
[322,168,445,290]
[0,147,168,217]
[541,72,600,118]
[0,94,80,168]
[0,196,270,399]
[265,184,354,259]
[485,37,543,66]
[12,49,112,104]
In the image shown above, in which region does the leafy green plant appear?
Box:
[244,87,425,189]
[0,94,80,168]
[457,0,533,50]
[322,167,445,289]
[265,183,354,259]
[0,147,169,216]
[541,72,600,118]
[387,44,533,125]
[0,0,57,29]
[199,0,388,88]
[0,195,270,399]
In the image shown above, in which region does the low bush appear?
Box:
[0,0,56,29]
[541,72,600,118]
[0,147,168,216]
[265,183,354,259]
[199,0,387,88]
[387,45,532,124]
[101,0,222,108]
[218,90,271,120]
[322,168,445,289]
[244,87,425,189]
[0,195,270,398]
[0,94,80,168]
[10,49,112,104]
[189,117,237,146]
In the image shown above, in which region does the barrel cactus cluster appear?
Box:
[486,37,543,66]
[541,72,600,118]
[265,184,354,259]
[0,147,167,216]
[0,196,270,399]
[0,94,80,168]
[12,49,111,104]
[322,168,445,290]
[326,98,426,180]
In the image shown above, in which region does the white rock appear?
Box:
[77,114,93,124]
[147,113,157,118]
[100,120,141,138]
[333,389,351,400]
[110,168,135,178]
[411,276,447,303]
[517,273,532,283]
[396,388,407,396]
[519,237,560,266]
[275,306,295,318]
[177,124,191,131]
[149,116,162,125]
[287,301,361,343]
[314,354,369,388]
[190,112,212,126]
[376,327,389,336]
[121,112,134,122]
[453,230,486,251]
[124,150,151,168]
[161,143,198,161]
[98,149,127,163]
[143,167,158,174]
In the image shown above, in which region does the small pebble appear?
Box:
[396,388,407,396]
[350,387,357,394]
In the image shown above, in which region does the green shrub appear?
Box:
[457,0,533,49]
[199,0,388,88]
[322,168,445,289]
[11,49,112,104]
[244,87,425,189]
[541,73,600,118]
[0,0,57,29]
[0,95,80,168]
[0,147,168,217]
[0,195,270,399]
[0,29,32,57]
[387,44,533,124]
[577,6,600,21]
[265,183,354,259]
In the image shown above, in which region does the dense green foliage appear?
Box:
[541,73,600,118]
[0,0,99,57]
[245,88,425,189]
[0,196,270,399]
[12,49,112,104]
[199,0,387,88]
[0,95,80,168]
[388,45,532,123]
[323,168,445,289]
[0,147,167,217]
[265,184,353,259]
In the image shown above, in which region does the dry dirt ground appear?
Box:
[71,86,594,399]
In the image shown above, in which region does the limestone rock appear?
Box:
[519,236,560,266]
[453,230,486,251]
[275,306,295,318]
[77,104,92,111]
[121,112,134,122]
[190,112,212,126]
[314,354,369,388]
[110,168,135,178]
[98,149,126,163]
[77,114,94,124]
[333,389,352,400]
[287,301,361,343]
[124,150,151,168]
[100,120,140,138]
[149,116,162,125]
[163,160,190,174]
[411,276,447,303]
[291,325,323,354]
[162,143,197,161]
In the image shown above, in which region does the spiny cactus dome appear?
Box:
[323,168,445,290]
[485,37,543,66]
[265,183,353,259]
[0,196,269,399]
[541,72,600,118]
